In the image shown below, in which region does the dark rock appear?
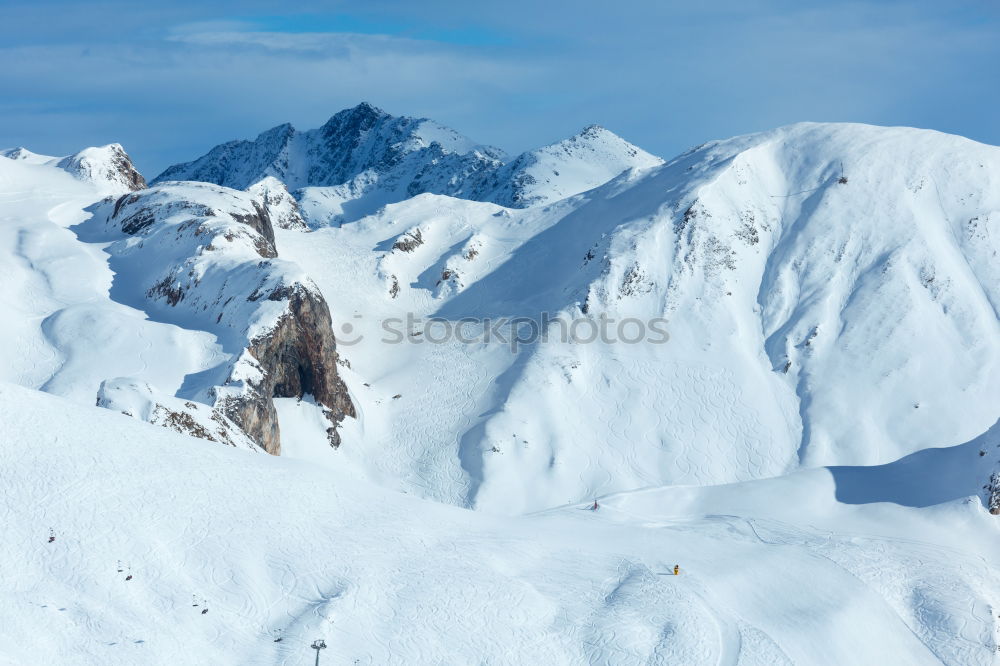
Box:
[392,229,424,253]
[230,200,277,258]
[217,284,355,453]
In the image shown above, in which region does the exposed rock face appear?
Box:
[248,177,308,230]
[82,181,354,454]
[97,378,262,451]
[230,200,278,257]
[215,284,356,452]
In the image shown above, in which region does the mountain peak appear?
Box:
[578,124,608,137]
[2,146,32,159]
[154,103,493,193]
[1,143,144,194]
[320,101,390,130]
[57,143,146,195]
[152,105,664,220]
[478,125,664,208]
[352,101,386,116]
[257,122,295,138]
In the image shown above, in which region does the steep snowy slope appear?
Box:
[457,122,1000,511]
[4,381,1000,665]
[153,103,662,225]
[278,122,1000,512]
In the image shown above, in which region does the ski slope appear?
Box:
[4,382,1000,664]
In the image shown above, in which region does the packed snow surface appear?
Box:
[5,383,1000,664]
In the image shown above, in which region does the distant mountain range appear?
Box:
[152,102,663,225]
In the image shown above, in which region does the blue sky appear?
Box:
[2,0,998,177]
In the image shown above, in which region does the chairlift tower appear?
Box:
[311,639,327,665]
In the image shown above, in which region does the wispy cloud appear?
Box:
[1,1,997,177]
[0,12,539,174]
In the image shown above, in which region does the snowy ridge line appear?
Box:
[153,102,663,226]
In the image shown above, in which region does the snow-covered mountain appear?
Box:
[480,124,664,207]
[153,102,662,225]
[277,121,999,511]
[2,143,146,195]
[153,102,503,190]
[3,114,1000,664]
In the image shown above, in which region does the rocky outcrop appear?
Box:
[987,473,1000,515]
[82,181,354,454]
[214,284,355,452]
[97,378,262,451]
[392,228,424,253]
[248,177,308,230]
